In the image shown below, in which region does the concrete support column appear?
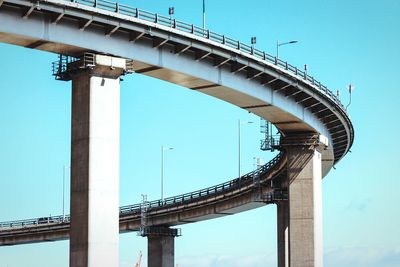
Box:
[148,234,175,267]
[286,145,323,267]
[69,55,128,267]
[142,227,180,267]
[277,201,289,267]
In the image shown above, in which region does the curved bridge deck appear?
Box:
[0,3,354,265]
[0,0,353,166]
[0,153,286,246]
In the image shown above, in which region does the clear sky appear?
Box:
[0,0,399,266]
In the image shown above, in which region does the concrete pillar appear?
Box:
[148,235,175,267]
[277,201,289,267]
[142,227,180,267]
[69,55,127,267]
[286,146,323,267]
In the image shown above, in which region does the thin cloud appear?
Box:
[325,246,400,267]
[177,253,276,267]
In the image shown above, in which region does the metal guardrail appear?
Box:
[119,152,283,215]
[0,215,70,229]
[0,153,283,230]
[59,0,345,112]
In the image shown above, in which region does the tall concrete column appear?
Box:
[142,227,180,267]
[277,201,289,267]
[277,134,324,267]
[69,55,128,267]
[148,234,175,267]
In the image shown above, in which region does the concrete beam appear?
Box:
[105,25,120,37]
[174,44,191,55]
[22,6,35,19]
[79,18,93,31]
[153,37,168,49]
[51,12,65,25]
[231,62,247,74]
[129,31,145,42]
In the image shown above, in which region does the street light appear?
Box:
[169,7,175,27]
[202,0,206,29]
[346,84,354,110]
[161,146,173,201]
[62,165,70,221]
[251,37,256,53]
[168,7,174,16]
[276,40,298,59]
[238,120,253,179]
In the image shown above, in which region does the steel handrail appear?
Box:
[57,0,345,113]
[119,152,282,214]
[0,153,283,230]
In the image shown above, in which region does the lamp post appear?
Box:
[238,120,253,179]
[161,146,173,201]
[169,6,175,27]
[251,36,256,53]
[202,0,206,29]
[62,165,70,221]
[346,84,354,110]
[169,7,174,16]
[276,40,298,59]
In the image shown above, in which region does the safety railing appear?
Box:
[118,152,283,215]
[63,0,345,112]
[0,215,70,229]
[0,153,283,230]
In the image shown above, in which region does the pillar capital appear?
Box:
[140,226,181,237]
[280,132,329,153]
[52,53,134,81]
[145,226,180,267]
[280,132,319,149]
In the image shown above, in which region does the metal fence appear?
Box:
[65,0,345,112]
[0,215,70,229]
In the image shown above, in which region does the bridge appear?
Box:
[0,0,354,267]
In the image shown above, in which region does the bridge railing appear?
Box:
[63,0,345,112]
[0,153,282,230]
[0,215,69,229]
[119,152,283,214]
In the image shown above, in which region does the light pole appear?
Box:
[238,120,253,179]
[169,7,174,27]
[161,146,173,201]
[169,7,174,17]
[251,36,256,53]
[346,84,354,110]
[202,0,206,29]
[62,165,70,221]
[276,40,298,59]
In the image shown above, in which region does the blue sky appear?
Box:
[0,0,399,266]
